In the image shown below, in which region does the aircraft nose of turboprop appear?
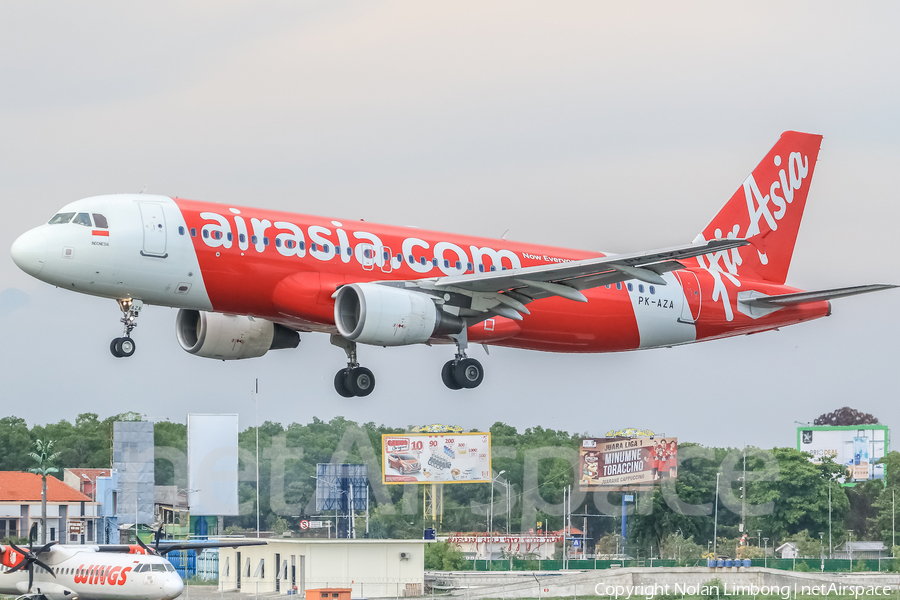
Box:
[164,574,184,599]
[10,228,47,277]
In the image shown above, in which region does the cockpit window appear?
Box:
[72,213,93,227]
[92,213,109,228]
[151,563,167,572]
[48,212,75,225]
[165,563,176,572]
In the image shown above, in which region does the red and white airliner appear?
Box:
[0,533,264,600]
[10,131,894,396]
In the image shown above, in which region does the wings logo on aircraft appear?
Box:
[10,132,896,396]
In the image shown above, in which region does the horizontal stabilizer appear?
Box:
[739,284,897,308]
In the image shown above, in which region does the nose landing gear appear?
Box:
[110,298,142,358]
[330,335,376,397]
[441,327,484,390]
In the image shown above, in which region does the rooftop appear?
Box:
[0,472,92,503]
[64,468,111,482]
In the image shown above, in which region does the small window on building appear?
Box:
[92,213,109,228]
[48,212,75,225]
[72,213,92,227]
[50,527,55,541]
[321,594,329,598]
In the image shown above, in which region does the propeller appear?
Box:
[135,526,166,556]
[4,525,57,592]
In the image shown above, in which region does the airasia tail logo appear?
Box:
[695,151,810,321]
[73,564,132,585]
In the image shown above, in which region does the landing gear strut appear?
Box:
[110,298,142,358]
[442,326,484,390]
[330,335,375,397]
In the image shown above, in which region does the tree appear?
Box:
[28,439,61,544]
[870,451,900,546]
[424,541,469,570]
[814,408,878,426]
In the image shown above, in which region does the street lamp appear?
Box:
[763,538,769,568]
[819,532,825,572]
[847,530,853,570]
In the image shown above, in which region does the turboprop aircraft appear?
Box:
[0,526,264,600]
[10,131,895,397]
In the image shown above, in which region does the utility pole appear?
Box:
[741,450,746,534]
[829,484,832,558]
[254,379,260,539]
[713,473,721,556]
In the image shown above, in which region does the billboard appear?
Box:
[113,421,155,525]
[315,464,368,511]
[382,432,491,484]
[578,437,678,490]
[187,414,240,516]
[797,425,889,485]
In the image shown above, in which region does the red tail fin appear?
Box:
[697,131,823,285]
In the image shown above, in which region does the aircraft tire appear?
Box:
[454,358,484,389]
[110,338,123,358]
[334,369,354,397]
[117,337,136,358]
[347,367,375,397]
[441,360,462,390]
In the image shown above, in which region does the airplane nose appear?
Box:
[10,229,47,277]
[164,576,184,598]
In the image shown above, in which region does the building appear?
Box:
[834,541,889,560]
[218,539,425,598]
[442,533,562,560]
[776,542,799,559]
[0,472,99,543]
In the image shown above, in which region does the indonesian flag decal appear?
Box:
[0,546,26,569]
[92,230,109,237]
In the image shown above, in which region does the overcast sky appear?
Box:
[2,2,899,449]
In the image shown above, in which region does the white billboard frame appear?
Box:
[187,414,240,515]
[797,424,889,486]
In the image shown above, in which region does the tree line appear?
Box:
[0,413,897,556]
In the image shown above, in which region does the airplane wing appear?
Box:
[738,284,897,307]
[95,539,266,555]
[403,238,747,321]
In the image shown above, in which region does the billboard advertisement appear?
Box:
[578,437,678,490]
[187,414,240,516]
[382,432,491,484]
[797,425,888,485]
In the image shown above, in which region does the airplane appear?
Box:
[10,131,895,397]
[0,525,265,600]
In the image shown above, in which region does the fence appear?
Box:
[166,548,219,580]
[467,557,898,573]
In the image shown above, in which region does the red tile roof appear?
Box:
[0,472,92,502]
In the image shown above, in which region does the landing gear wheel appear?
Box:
[334,369,354,398]
[110,338,123,358]
[116,337,136,358]
[346,367,375,397]
[454,358,484,389]
[441,360,462,390]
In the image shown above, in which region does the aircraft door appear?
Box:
[381,246,393,273]
[139,203,168,258]
[675,271,701,323]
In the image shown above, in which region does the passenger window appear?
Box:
[467,262,473,271]
[226,232,233,241]
[478,264,484,272]
[323,244,330,252]
[239,233,246,243]
[627,283,633,292]
[649,286,655,294]
[190,228,197,237]
[92,213,109,228]
[178,226,185,235]
[251,235,257,244]
[299,241,305,250]
[490,265,496,272]
[444,260,450,268]
[455,261,462,270]
[203,230,209,239]
[264,237,269,246]
[311,243,317,251]
[48,212,75,225]
[275,238,282,247]
[616,282,622,290]
[72,213,92,227]
[420,257,426,265]
[638,284,644,293]
[606,284,611,289]
[408,255,414,263]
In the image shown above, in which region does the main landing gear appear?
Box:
[110,298,142,358]
[330,335,375,397]
[441,328,484,390]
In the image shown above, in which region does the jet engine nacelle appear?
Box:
[176,310,300,360]
[334,283,463,346]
